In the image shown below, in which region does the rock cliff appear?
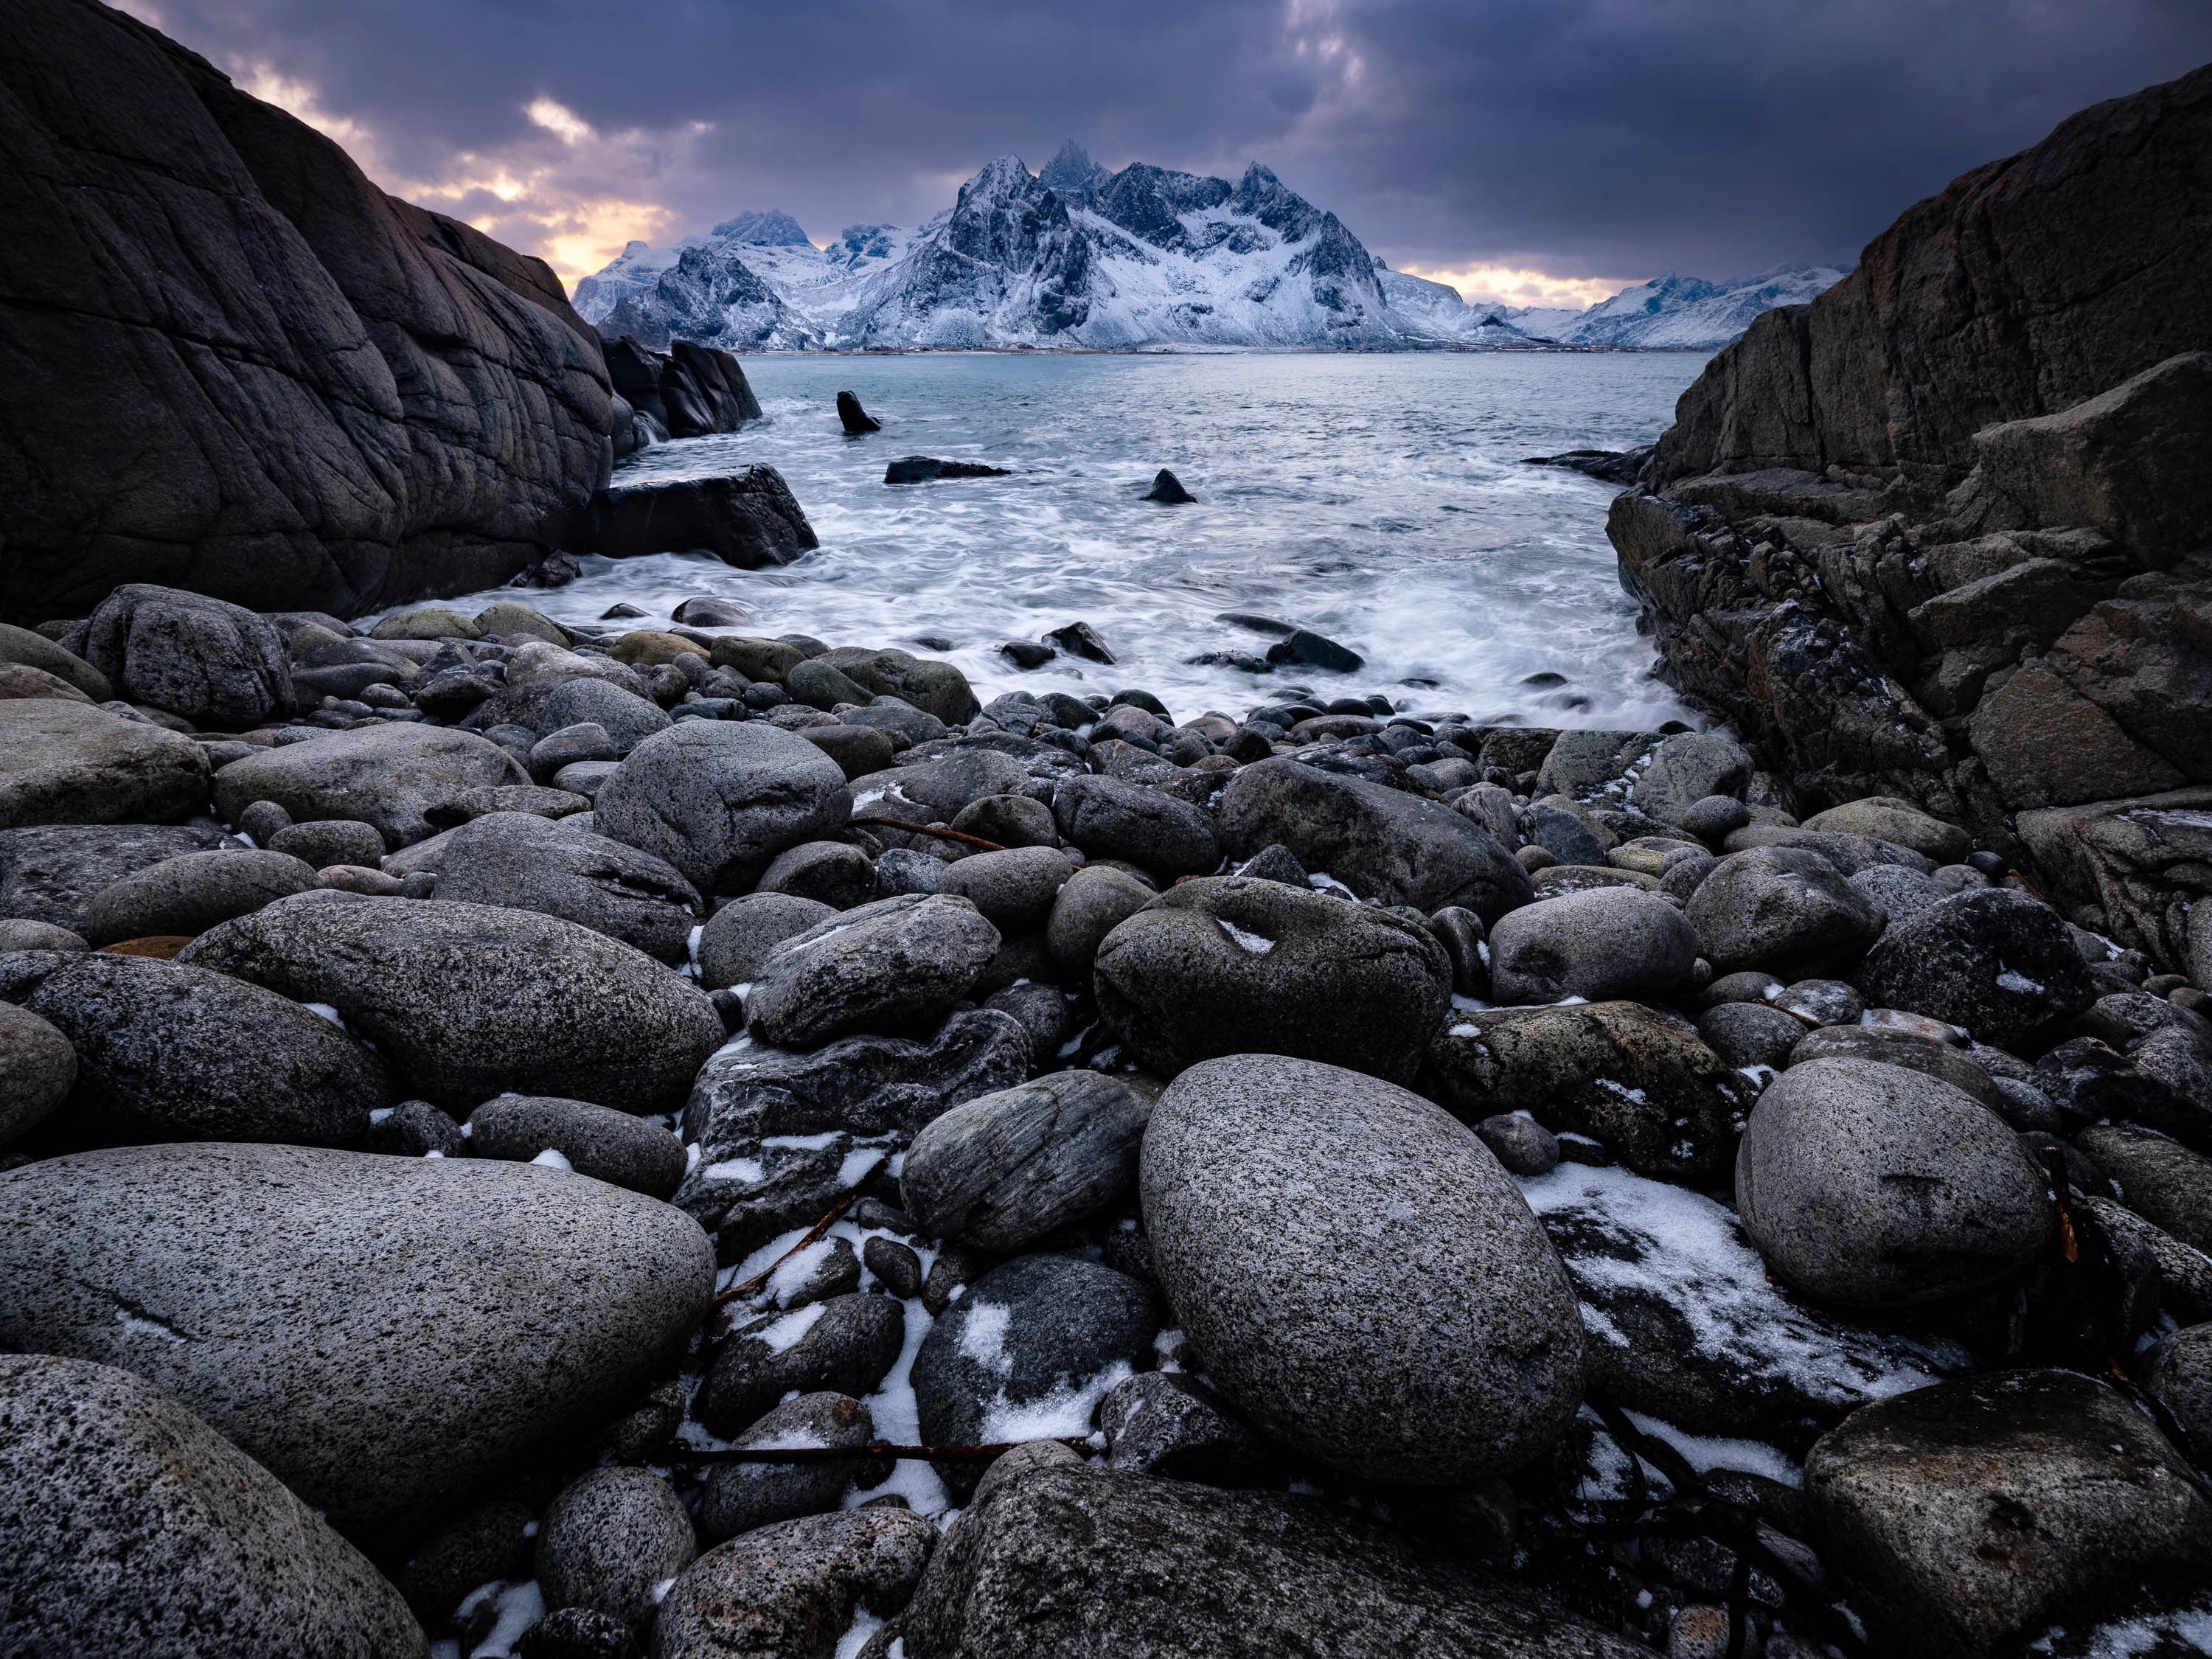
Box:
[1610,63,2212,969]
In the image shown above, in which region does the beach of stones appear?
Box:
[2,580,2211,1659]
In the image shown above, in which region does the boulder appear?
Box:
[0,622,113,700]
[697,891,836,990]
[653,1509,936,1659]
[426,810,700,964]
[819,648,979,726]
[1721,825,1938,877]
[1095,1368,1272,1482]
[1427,1001,1754,1182]
[535,676,672,748]
[1486,886,1700,1004]
[1141,1055,1584,1483]
[799,723,897,781]
[699,1293,906,1437]
[1219,758,1533,919]
[1050,774,1217,876]
[178,892,723,1114]
[1044,863,1155,975]
[467,1094,688,1198]
[0,822,223,932]
[1789,1023,2007,1108]
[268,818,388,869]
[77,846,320,945]
[0,1144,714,1535]
[594,722,851,894]
[80,585,293,727]
[15,952,386,1147]
[1854,888,2098,1043]
[1736,1057,2053,1306]
[698,1393,877,1543]
[535,1466,695,1636]
[756,839,876,910]
[1802,799,1972,866]
[836,391,881,434]
[0,1354,426,1659]
[935,846,1070,931]
[2075,1121,2212,1253]
[1630,731,1753,824]
[745,894,1001,1048]
[1804,1370,2212,1658]
[901,1463,1644,1659]
[0,1001,74,1147]
[1143,468,1196,504]
[2146,1323,2212,1456]
[1092,875,1451,1083]
[213,725,526,850]
[0,700,209,829]
[901,1071,1157,1251]
[584,469,818,568]
[1688,846,1887,975]
[1695,1000,1807,1071]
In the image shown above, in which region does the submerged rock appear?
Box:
[884,456,1011,483]
[836,390,882,434]
[1144,468,1197,504]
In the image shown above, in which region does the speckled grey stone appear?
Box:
[700,1293,907,1437]
[0,822,220,932]
[936,846,1071,931]
[1141,1054,1585,1483]
[699,1394,877,1544]
[1095,1369,1273,1482]
[696,891,836,990]
[427,811,701,964]
[1787,1024,2006,1109]
[1474,1112,1560,1175]
[78,847,321,945]
[1043,863,1154,975]
[1736,1057,2053,1307]
[537,1466,696,1632]
[178,891,722,1115]
[1688,847,1887,976]
[1697,1001,1806,1071]
[467,1095,688,1198]
[2076,1121,2212,1254]
[0,1000,74,1147]
[212,724,526,849]
[745,894,1001,1048]
[756,840,877,910]
[1630,731,1753,825]
[2146,1323,2212,1456]
[268,817,389,870]
[902,1071,1158,1251]
[0,1143,714,1534]
[1486,885,1700,1005]
[1853,888,2097,1044]
[0,1354,425,1658]
[594,722,851,894]
[655,1508,936,1659]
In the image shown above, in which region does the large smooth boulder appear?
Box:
[902,1463,1644,1659]
[901,1071,1157,1251]
[819,647,979,726]
[177,891,722,1114]
[213,724,526,850]
[425,810,700,963]
[0,1144,714,1535]
[80,585,292,727]
[0,1354,426,1659]
[1854,888,2097,1043]
[1688,846,1888,975]
[13,951,387,1147]
[744,893,1000,1048]
[0,822,222,931]
[1628,730,1752,824]
[1217,757,1533,919]
[1141,1055,1584,1483]
[78,846,320,945]
[594,722,851,894]
[0,1001,74,1147]
[1736,1057,2053,1307]
[1486,886,1699,1004]
[1049,774,1217,876]
[1804,1370,2212,1658]
[0,622,113,700]
[1092,875,1451,1083]
[533,675,672,750]
[653,1508,936,1659]
[0,701,209,829]
[1427,1001,1754,1181]
[1044,863,1155,975]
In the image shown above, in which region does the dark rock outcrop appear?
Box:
[0,0,616,622]
[602,335,763,442]
[835,391,881,434]
[1608,64,2212,968]
[583,470,818,566]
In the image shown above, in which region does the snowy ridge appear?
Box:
[572,143,1846,352]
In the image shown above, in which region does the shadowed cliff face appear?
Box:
[1610,62,2212,971]
[0,0,615,624]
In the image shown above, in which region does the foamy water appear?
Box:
[435,350,1710,726]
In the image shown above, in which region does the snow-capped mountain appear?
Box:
[571,145,1846,353]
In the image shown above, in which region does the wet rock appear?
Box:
[1429,1001,1754,1182]
[1142,1054,1582,1483]
[654,1508,935,1659]
[902,1071,1156,1251]
[1854,888,2098,1043]
[516,1607,637,1659]
[213,724,526,849]
[787,658,872,712]
[757,840,877,911]
[837,391,881,434]
[1519,801,1610,868]
[15,951,386,1147]
[0,1354,425,1659]
[586,469,818,568]
[1804,1370,2212,1658]
[745,894,1001,1048]
[1093,875,1451,1083]
[1688,846,1888,975]
[80,585,293,728]
[595,722,851,895]
[884,456,1011,484]
[1143,469,1196,504]
[1264,628,1363,673]
[0,1001,74,1147]
[863,1237,922,1298]
[700,1293,907,1437]
[0,700,210,829]
[1487,886,1699,1005]
[2076,1121,2212,1253]
[0,1143,714,1535]
[466,1095,687,1198]
[1736,1057,2053,1307]
[1051,774,1217,877]
[1850,860,1949,917]
[427,811,701,963]
[699,1392,882,1545]
[902,1462,1641,1659]
[1043,621,1115,664]
[178,892,722,1114]
[697,891,837,991]
[1219,757,1532,919]
[537,1466,695,1634]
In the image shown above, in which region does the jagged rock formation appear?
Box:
[0,0,621,623]
[1609,63,2212,968]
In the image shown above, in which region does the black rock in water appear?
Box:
[1264,627,1363,673]
[585,470,818,568]
[1001,640,1055,669]
[1044,621,1116,664]
[1215,611,1298,637]
[835,391,881,434]
[884,456,1012,484]
[1522,447,1653,484]
[1144,468,1197,503]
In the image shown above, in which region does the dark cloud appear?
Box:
[126,0,2212,285]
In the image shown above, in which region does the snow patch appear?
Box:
[1217,919,1276,955]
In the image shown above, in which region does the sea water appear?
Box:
[434,350,1710,726]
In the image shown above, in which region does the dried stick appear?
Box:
[662,1436,1088,1467]
[708,1154,891,1316]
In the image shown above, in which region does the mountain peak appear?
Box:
[707,209,813,248]
[1040,140,1109,198]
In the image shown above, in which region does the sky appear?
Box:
[118,0,2212,309]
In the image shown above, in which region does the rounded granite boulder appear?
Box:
[77,846,321,946]
[1485,886,1700,1006]
[594,721,851,894]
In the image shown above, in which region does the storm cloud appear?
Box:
[117,0,2212,296]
